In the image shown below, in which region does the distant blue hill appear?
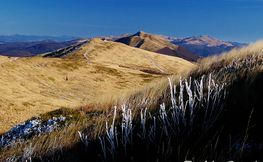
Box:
[226,41,248,47]
[0,34,81,43]
[159,35,248,57]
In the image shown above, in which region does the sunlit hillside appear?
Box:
[0,38,195,133]
[115,31,202,62]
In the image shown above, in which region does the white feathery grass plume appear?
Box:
[168,78,176,109]
[206,83,226,130]
[194,75,205,109]
[168,77,181,133]
[96,73,227,161]
[121,104,133,156]
[159,103,175,137]
[148,116,156,142]
[78,131,89,149]
[179,76,186,116]
[203,73,212,131]
[168,74,227,135]
[115,126,119,148]
[137,108,147,140]
[185,77,195,130]
[99,137,107,160]
[22,143,37,162]
[106,106,117,160]
[201,73,227,132]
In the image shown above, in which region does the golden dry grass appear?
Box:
[196,40,263,72]
[63,38,195,74]
[3,40,263,161]
[0,39,195,133]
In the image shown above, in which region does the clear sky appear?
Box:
[1,0,263,44]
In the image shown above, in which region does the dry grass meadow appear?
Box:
[0,38,195,133]
[3,39,263,161]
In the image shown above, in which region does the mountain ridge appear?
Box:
[115,31,202,62]
[0,32,248,58]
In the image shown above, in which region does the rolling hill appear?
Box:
[0,38,195,133]
[115,31,202,62]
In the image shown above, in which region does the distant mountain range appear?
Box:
[0,34,85,57]
[159,35,248,57]
[0,32,248,58]
[0,39,86,57]
[226,41,248,47]
[0,34,80,43]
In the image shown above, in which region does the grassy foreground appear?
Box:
[2,41,263,161]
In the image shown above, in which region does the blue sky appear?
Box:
[1,0,263,43]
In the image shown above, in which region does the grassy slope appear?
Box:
[63,38,195,73]
[6,40,263,161]
[14,40,263,161]
[0,38,195,133]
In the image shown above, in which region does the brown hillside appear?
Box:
[115,31,202,62]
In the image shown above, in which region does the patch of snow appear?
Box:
[0,115,71,148]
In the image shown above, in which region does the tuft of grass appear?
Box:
[48,77,55,81]
[39,107,85,124]
[22,102,34,107]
